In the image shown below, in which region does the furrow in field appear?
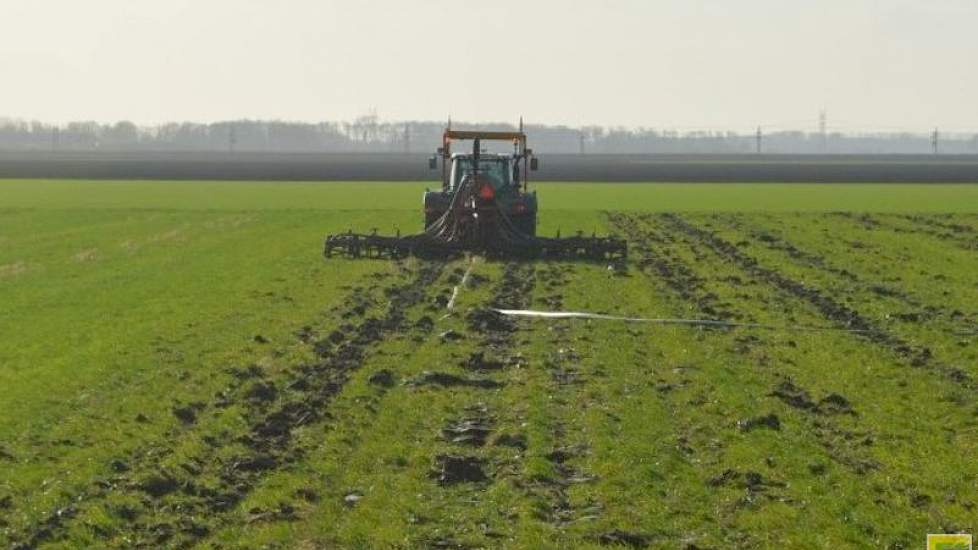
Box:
[896,214,978,251]
[648,213,884,469]
[527,258,728,548]
[661,213,975,391]
[512,263,605,538]
[610,212,978,545]
[206,261,535,548]
[7,260,445,549]
[642,213,976,539]
[708,213,976,374]
[696,213,978,534]
[820,212,978,325]
[609,213,884,539]
[831,212,978,253]
[458,261,647,547]
[714,213,913,301]
[405,261,540,548]
[304,260,615,548]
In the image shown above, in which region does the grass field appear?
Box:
[4,179,978,212]
[1,179,977,549]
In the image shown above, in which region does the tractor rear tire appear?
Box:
[425,211,446,231]
[512,214,536,237]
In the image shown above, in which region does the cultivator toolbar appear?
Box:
[324,123,627,262]
[324,227,627,261]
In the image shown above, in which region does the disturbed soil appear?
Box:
[2,211,977,549]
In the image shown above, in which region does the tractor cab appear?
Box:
[324,121,627,261]
[448,154,516,193]
[423,125,540,236]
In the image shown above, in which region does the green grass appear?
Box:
[0,179,976,549]
[3,179,978,212]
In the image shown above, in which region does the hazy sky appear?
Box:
[2,1,976,132]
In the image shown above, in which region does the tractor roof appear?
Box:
[444,130,525,142]
[450,152,511,160]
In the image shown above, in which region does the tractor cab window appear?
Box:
[451,157,510,190]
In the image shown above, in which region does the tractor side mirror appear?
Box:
[428,156,438,170]
[530,157,539,171]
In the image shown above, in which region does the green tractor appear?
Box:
[424,132,538,237]
[325,123,625,260]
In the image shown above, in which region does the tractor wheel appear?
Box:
[425,210,445,230]
[423,191,448,230]
[512,215,536,236]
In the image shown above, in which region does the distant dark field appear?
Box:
[2,151,978,182]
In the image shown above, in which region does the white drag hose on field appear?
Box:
[491,308,872,332]
[446,258,476,311]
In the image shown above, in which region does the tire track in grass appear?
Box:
[705,213,978,529]
[211,259,480,548]
[417,262,614,547]
[529,262,678,548]
[815,212,978,328]
[185,261,447,545]
[0,211,361,512]
[609,212,800,547]
[414,261,537,548]
[897,214,978,251]
[466,261,624,546]
[718,213,913,302]
[661,213,976,392]
[832,212,978,253]
[304,262,526,549]
[602,318,770,545]
[8,260,444,549]
[720,214,863,284]
[714,213,976,368]
[655,213,978,539]
[624,212,968,545]
[8,280,391,548]
[609,212,739,322]
[612,216,970,544]
[608,212,935,544]
[524,264,604,536]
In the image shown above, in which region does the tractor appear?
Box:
[324,122,625,261]
[424,128,538,238]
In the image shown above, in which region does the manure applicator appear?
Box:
[324,122,626,261]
